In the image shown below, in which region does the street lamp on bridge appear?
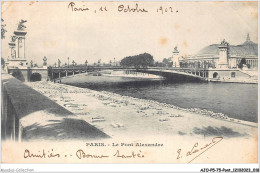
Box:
[58,59,61,67]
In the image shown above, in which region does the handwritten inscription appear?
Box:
[68,2,89,12]
[24,149,60,159]
[113,150,144,158]
[23,137,222,162]
[118,4,148,13]
[24,149,145,160]
[67,2,178,14]
[76,149,109,159]
[177,137,223,163]
[157,6,178,14]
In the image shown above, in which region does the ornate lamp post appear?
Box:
[72,60,75,75]
[72,60,75,70]
[58,59,61,67]
[43,56,47,67]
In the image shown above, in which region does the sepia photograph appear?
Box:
[0,1,258,171]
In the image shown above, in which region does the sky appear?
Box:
[1,1,258,66]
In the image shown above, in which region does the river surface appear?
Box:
[61,75,258,123]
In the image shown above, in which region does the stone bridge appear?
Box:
[8,65,251,83]
[7,67,49,82]
[137,67,208,82]
[49,66,209,82]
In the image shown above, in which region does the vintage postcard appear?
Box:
[1,0,258,167]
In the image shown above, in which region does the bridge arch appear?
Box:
[30,72,42,81]
[213,72,218,78]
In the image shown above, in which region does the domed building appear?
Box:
[179,34,258,69]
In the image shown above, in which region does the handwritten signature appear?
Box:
[177,136,223,163]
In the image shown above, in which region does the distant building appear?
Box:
[179,34,258,69]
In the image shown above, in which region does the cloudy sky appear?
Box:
[1,1,258,66]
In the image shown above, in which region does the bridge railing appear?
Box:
[50,66,209,71]
[49,66,210,80]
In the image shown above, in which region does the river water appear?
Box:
[61,75,258,123]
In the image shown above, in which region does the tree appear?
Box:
[1,19,7,39]
[120,53,154,68]
[179,62,184,68]
[162,58,173,67]
[1,57,5,69]
[238,58,246,69]
[154,61,166,67]
[1,19,7,69]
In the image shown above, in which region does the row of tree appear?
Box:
[154,57,173,67]
[120,53,176,68]
[120,53,154,68]
[1,19,7,69]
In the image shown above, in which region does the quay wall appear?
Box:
[208,69,252,79]
[1,73,109,141]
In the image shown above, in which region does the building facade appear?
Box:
[179,34,258,70]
